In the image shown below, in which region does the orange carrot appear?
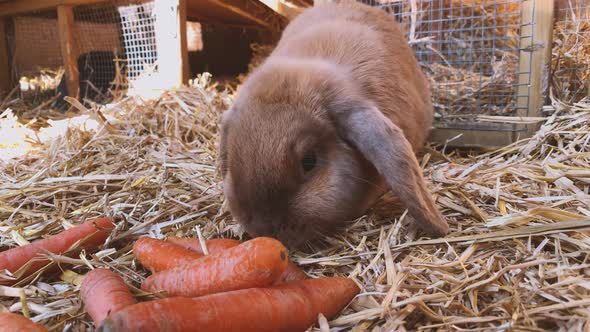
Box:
[273,261,308,285]
[168,236,307,285]
[99,277,359,332]
[141,237,288,297]
[132,237,203,273]
[166,237,240,255]
[0,312,47,332]
[80,268,136,327]
[0,218,114,284]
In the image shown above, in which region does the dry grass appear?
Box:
[1,2,590,331]
[552,5,590,104]
[0,70,589,330]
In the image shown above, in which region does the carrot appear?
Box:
[132,237,203,273]
[166,236,240,255]
[273,261,308,285]
[0,218,114,284]
[168,236,307,285]
[99,277,359,332]
[80,268,136,327]
[0,312,47,332]
[141,237,288,297]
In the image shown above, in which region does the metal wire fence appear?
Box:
[358,0,533,131]
[9,0,160,107]
[13,0,584,131]
[552,2,590,103]
[72,3,124,103]
[117,2,158,81]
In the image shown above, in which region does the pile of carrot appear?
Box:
[77,235,360,332]
[0,220,358,331]
[0,217,115,330]
[0,217,115,285]
[0,312,47,332]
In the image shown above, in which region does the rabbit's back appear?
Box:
[270,1,433,150]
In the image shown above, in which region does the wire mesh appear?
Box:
[117,2,158,81]
[73,4,125,103]
[552,1,590,103]
[13,14,63,77]
[9,0,161,107]
[11,10,66,106]
[358,0,532,131]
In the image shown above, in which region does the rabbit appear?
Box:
[219,0,449,248]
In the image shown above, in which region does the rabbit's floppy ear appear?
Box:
[218,108,234,178]
[327,96,449,237]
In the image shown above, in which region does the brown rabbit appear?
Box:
[219,0,449,247]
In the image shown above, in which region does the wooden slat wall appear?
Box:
[0,19,11,95]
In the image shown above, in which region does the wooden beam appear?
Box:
[186,13,258,29]
[179,0,189,83]
[0,0,153,17]
[57,5,79,99]
[0,0,102,17]
[515,0,555,140]
[0,19,11,95]
[202,0,287,31]
[153,0,189,88]
[290,0,312,7]
[259,0,304,20]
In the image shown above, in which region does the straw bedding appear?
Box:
[552,9,590,104]
[0,69,589,330]
[1,4,590,332]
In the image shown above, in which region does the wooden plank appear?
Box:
[428,128,515,149]
[0,0,155,17]
[153,0,188,88]
[57,5,79,99]
[186,0,287,31]
[0,0,287,31]
[515,0,555,141]
[0,0,103,17]
[186,8,226,24]
[0,18,11,95]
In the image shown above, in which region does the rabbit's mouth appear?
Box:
[237,215,325,249]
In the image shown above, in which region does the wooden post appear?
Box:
[57,5,79,99]
[154,0,189,89]
[179,0,189,84]
[0,18,11,95]
[515,0,555,140]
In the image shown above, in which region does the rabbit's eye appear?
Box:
[301,151,317,173]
